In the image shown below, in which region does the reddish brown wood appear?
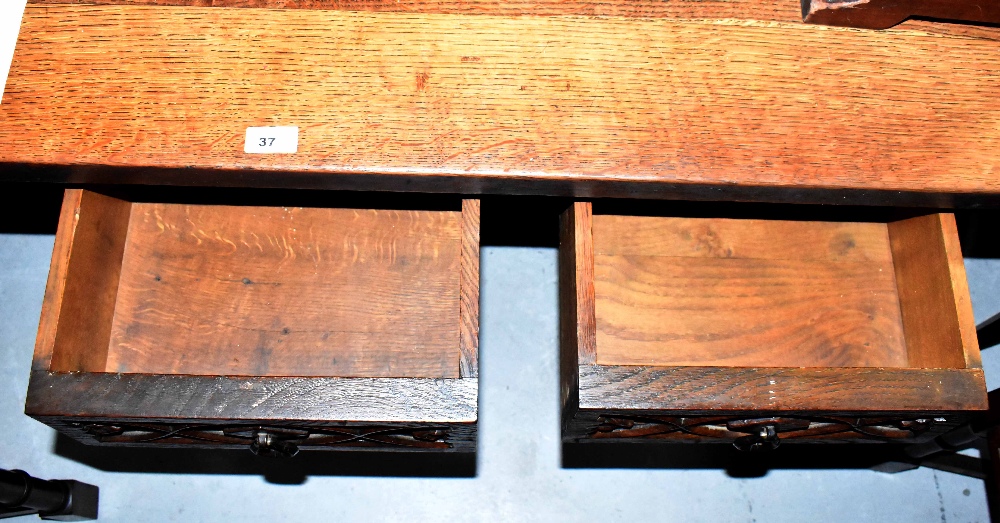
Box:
[459,199,480,378]
[49,191,132,373]
[105,202,462,378]
[888,213,980,369]
[804,0,1000,29]
[32,190,83,371]
[571,202,596,365]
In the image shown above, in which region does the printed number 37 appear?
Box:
[259,138,276,146]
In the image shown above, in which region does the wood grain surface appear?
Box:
[578,365,988,412]
[804,0,1000,30]
[591,215,908,368]
[32,190,83,371]
[459,199,479,378]
[593,216,895,263]
[888,213,980,369]
[2,5,999,199]
[48,191,133,372]
[571,202,596,365]
[26,0,1000,40]
[105,202,462,378]
[27,371,477,422]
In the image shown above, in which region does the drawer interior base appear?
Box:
[592,215,906,368]
[47,191,466,379]
[571,202,978,372]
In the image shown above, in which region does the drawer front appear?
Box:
[49,419,476,455]
[566,412,965,448]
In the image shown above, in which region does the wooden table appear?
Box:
[1,0,999,206]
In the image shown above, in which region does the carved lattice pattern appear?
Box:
[73,422,452,449]
[590,415,938,442]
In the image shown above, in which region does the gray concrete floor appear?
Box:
[1,231,998,522]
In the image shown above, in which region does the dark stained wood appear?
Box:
[804,0,1000,30]
[591,215,907,368]
[459,199,480,378]
[888,213,980,369]
[105,202,462,378]
[578,365,988,413]
[24,0,1000,40]
[49,190,132,373]
[47,418,478,452]
[583,413,957,444]
[51,420,476,452]
[559,204,582,414]
[8,164,1000,209]
[3,5,1000,202]
[26,371,477,422]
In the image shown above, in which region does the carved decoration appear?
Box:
[71,422,452,450]
[589,415,939,443]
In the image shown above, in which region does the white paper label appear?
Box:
[244,126,298,154]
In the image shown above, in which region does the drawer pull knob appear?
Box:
[732,425,780,452]
[249,430,300,458]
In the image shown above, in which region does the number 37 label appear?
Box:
[244,126,299,154]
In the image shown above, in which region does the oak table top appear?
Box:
[2,0,998,206]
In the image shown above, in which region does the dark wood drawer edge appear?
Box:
[564,410,969,445]
[37,417,477,452]
[26,371,478,423]
[578,366,987,413]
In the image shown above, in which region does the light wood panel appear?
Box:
[592,216,908,368]
[105,202,463,378]
[2,5,999,198]
[28,0,1000,40]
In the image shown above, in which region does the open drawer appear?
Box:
[26,189,479,455]
[560,201,986,448]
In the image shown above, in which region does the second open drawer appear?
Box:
[26,189,479,455]
[560,201,986,448]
